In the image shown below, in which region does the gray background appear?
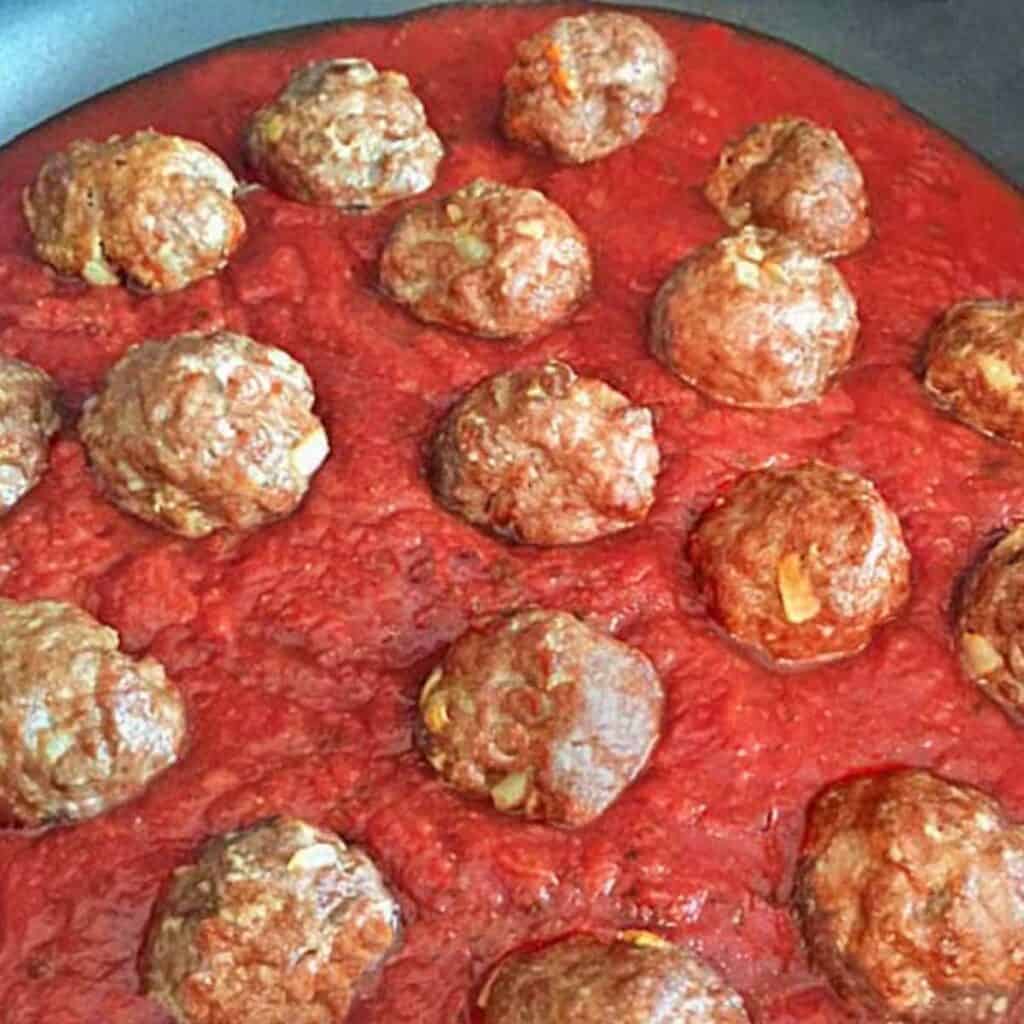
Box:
[0,0,1021,185]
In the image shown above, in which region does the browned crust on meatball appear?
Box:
[650,227,859,409]
[0,355,59,515]
[379,178,592,339]
[793,769,1024,1023]
[689,461,910,665]
[144,817,401,1024]
[704,117,870,258]
[502,12,676,164]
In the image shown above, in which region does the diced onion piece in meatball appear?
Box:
[245,58,444,210]
[79,330,329,538]
[794,769,1024,1023]
[144,817,401,1024]
[502,12,676,164]
[650,227,859,408]
[417,609,663,827]
[0,355,59,514]
[23,130,245,292]
[689,461,910,665]
[0,598,185,827]
[379,178,592,339]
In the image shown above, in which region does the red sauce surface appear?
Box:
[1,5,1024,1022]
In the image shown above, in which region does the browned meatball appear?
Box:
[23,130,245,292]
[689,461,910,665]
[80,331,329,538]
[923,299,1024,447]
[502,12,676,164]
[0,598,185,827]
[245,58,443,210]
[417,609,663,827]
[0,355,59,514]
[430,361,659,546]
[650,227,858,408]
[481,931,750,1024]
[704,117,870,258]
[794,769,1024,1023]
[379,178,592,339]
[144,817,401,1024]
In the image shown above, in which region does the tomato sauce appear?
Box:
[1,4,1024,1022]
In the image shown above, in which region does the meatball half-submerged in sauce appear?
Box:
[690,461,910,665]
[245,58,443,210]
[481,931,749,1024]
[502,12,676,164]
[23,130,245,292]
[651,227,858,408]
[379,178,592,339]
[417,609,663,827]
[80,331,329,538]
[705,117,870,258]
[0,355,59,515]
[0,598,185,827]
[144,817,401,1024]
[794,769,1024,1023]
[430,361,659,546]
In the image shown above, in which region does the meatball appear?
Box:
[430,361,659,546]
[0,355,59,514]
[794,769,1024,1023]
[922,299,1024,447]
[23,130,245,292]
[704,117,870,258]
[245,58,443,210]
[650,227,858,408]
[502,12,676,164]
[689,461,910,665]
[481,931,749,1024]
[144,817,401,1024]
[379,178,592,339]
[0,598,185,827]
[417,609,663,827]
[79,331,329,538]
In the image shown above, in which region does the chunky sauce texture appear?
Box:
[1,5,1024,1022]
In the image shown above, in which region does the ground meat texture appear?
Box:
[244,58,443,210]
[0,598,185,827]
[417,609,663,827]
[79,331,329,538]
[430,361,658,546]
[650,226,858,408]
[22,130,245,292]
[793,769,1024,1023]
[922,299,1024,447]
[480,931,750,1024]
[144,817,401,1024]
[689,461,910,666]
[704,117,870,258]
[379,178,592,339]
[0,355,59,514]
[501,12,675,164]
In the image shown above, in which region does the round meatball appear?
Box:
[481,931,749,1024]
[0,355,59,514]
[80,331,329,538]
[923,299,1024,447]
[144,817,401,1024]
[0,598,185,827]
[689,461,910,665]
[430,361,659,546]
[417,609,663,827]
[794,769,1024,1023]
[245,58,443,210]
[502,12,676,164]
[379,178,592,339]
[704,117,870,258]
[650,226,858,408]
[23,130,245,292]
